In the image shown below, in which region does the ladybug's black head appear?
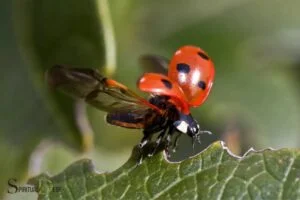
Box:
[173,113,200,137]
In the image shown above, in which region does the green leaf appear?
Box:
[30,141,300,199]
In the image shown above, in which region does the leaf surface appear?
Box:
[30,141,300,200]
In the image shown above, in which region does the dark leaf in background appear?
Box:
[1,0,109,197]
[14,0,107,150]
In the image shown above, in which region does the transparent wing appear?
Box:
[46,65,160,114]
[139,54,169,74]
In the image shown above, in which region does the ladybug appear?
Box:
[46,45,215,162]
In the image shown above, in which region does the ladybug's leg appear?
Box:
[148,128,167,157]
[137,125,166,164]
[139,125,164,148]
[137,130,155,165]
[172,132,181,152]
[139,134,150,149]
[165,126,175,158]
[139,124,164,149]
[192,137,197,152]
[166,134,171,157]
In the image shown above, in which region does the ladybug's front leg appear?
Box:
[139,122,164,149]
[137,130,154,165]
[164,126,175,158]
[171,132,181,153]
[148,128,167,157]
[139,134,150,149]
[137,125,165,165]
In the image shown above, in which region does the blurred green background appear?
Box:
[2,0,300,199]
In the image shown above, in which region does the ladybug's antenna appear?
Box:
[192,137,197,151]
[194,134,202,144]
[200,130,212,135]
[194,130,212,145]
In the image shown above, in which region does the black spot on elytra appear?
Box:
[197,52,210,60]
[161,79,172,89]
[198,81,206,90]
[176,63,190,73]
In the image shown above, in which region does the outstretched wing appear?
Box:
[139,54,169,74]
[46,65,162,128]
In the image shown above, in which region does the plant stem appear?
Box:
[97,0,117,76]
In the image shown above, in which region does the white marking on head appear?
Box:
[175,121,189,134]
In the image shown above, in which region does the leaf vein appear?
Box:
[278,155,295,200]
[216,149,225,182]
[193,175,198,200]
[262,153,282,182]
[81,163,87,196]
[119,184,131,199]
[63,172,75,200]
[150,161,222,200]
[78,165,136,200]
[216,162,239,200]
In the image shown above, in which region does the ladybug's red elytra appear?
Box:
[46,45,215,163]
[138,45,215,114]
[168,46,215,107]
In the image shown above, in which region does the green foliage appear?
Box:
[14,0,107,150]
[2,0,300,198]
[30,141,300,199]
[2,0,110,197]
